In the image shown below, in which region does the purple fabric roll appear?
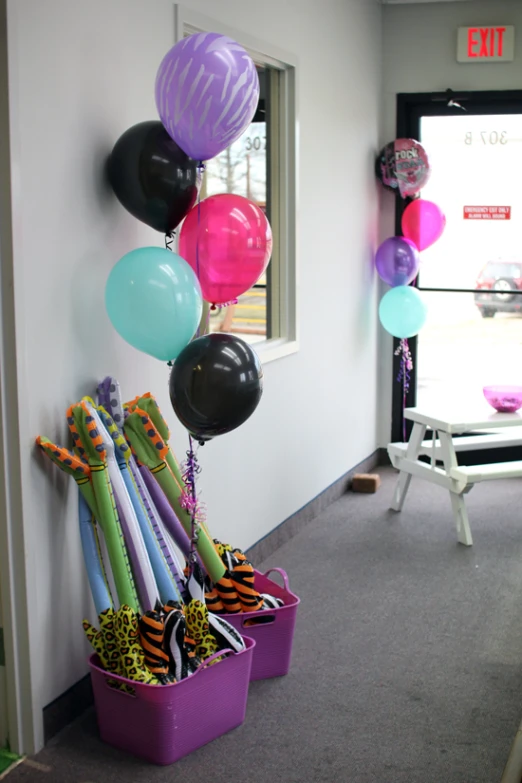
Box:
[140,466,193,558]
[113,493,150,612]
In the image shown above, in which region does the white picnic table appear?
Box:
[387,406,522,546]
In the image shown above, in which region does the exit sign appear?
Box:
[457,26,515,63]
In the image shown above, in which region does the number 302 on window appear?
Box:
[465,131,507,145]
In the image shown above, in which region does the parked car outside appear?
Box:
[474,259,522,318]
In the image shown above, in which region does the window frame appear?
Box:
[173,3,299,363]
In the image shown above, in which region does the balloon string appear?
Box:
[395,338,412,442]
[195,162,206,338]
[164,234,175,367]
[402,384,407,444]
[180,435,205,580]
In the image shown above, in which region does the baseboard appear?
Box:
[379,446,391,466]
[43,674,93,744]
[43,449,382,743]
[246,449,381,564]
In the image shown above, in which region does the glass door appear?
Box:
[392,91,522,443]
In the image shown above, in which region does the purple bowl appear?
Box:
[483,385,522,413]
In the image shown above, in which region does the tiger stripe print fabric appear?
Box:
[138,610,175,684]
[205,586,225,613]
[206,540,284,614]
[186,564,245,653]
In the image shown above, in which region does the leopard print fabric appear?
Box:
[84,607,160,689]
[83,620,110,670]
[98,608,122,673]
[185,599,222,665]
[116,606,159,685]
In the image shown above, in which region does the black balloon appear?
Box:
[169,333,263,442]
[107,121,200,233]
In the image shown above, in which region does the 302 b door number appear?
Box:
[465,131,508,145]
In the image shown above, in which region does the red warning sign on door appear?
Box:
[463,206,511,220]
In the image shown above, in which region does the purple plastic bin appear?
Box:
[89,636,255,765]
[217,568,300,681]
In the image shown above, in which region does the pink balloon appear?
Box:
[401,199,446,251]
[179,194,272,305]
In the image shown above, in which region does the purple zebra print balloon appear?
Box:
[155,32,260,162]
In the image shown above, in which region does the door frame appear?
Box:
[391,89,522,444]
[0,0,38,754]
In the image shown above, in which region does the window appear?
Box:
[203,66,270,345]
[175,4,298,362]
[480,262,521,280]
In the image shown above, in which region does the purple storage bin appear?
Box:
[217,568,300,681]
[89,636,255,765]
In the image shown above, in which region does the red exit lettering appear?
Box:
[468,27,506,58]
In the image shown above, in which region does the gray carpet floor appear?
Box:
[8,467,522,782]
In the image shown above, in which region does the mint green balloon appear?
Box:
[379,285,427,339]
[106,247,202,361]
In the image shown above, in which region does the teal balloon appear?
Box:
[105,247,202,361]
[379,285,427,339]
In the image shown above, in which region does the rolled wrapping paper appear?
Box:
[89,401,182,608]
[68,402,139,612]
[78,492,113,615]
[96,377,188,594]
[124,409,225,583]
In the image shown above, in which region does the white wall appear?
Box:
[379,0,522,446]
[6,0,382,749]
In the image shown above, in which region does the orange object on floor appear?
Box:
[351,473,381,493]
